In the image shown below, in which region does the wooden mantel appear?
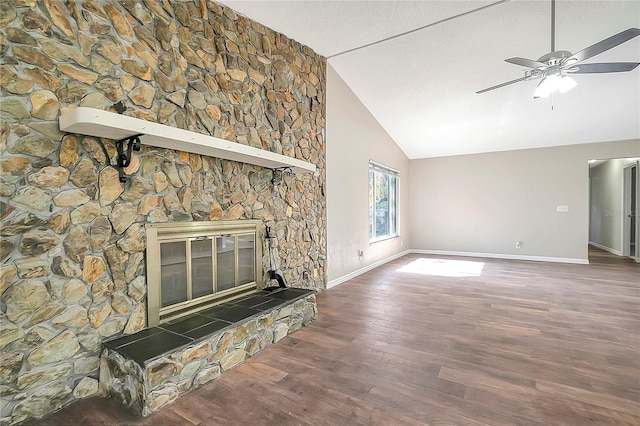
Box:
[59,107,316,174]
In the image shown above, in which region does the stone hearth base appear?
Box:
[99,289,316,416]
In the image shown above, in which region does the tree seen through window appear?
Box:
[369,162,398,241]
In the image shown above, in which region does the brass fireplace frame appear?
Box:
[145,220,264,326]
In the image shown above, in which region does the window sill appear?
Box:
[369,235,400,245]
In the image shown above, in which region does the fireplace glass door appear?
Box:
[160,241,188,306]
[216,236,236,292]
[238,234,256,285]
[191,238,214,298]
[147,221,263,326]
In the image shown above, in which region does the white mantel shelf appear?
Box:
[59,107,316,174]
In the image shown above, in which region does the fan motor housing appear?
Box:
[538,50,573,65]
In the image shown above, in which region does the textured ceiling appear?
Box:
[218,0,640,159]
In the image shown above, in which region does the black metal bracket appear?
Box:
[116,134,142,182]
[270,167,293,186]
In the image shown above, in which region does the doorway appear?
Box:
[622,162,637,258]
[588,157,640,262]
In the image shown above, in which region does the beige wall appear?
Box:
[326,64,410,284]
[408,139,640,262]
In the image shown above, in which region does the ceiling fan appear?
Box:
[477,0,640,98]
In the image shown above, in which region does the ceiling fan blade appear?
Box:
[476,76,530,94]
[568,62,640,74]
[568,28,640,63]
[506,57,547,69]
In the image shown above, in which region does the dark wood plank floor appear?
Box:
[32,247,640,425]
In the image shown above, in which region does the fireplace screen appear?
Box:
[146,220,263,326]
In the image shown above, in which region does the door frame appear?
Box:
[622,161,639,260]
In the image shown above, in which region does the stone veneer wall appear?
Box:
[0,1,326,424]
[101,294,317,417]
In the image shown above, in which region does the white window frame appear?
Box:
[369,161,399,243]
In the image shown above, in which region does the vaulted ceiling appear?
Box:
[218,0,640,159]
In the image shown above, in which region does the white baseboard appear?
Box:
[327,250,411,289]
[588,241,622,256]
[409,249,589,265]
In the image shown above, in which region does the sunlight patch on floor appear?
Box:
[397,258,484,277]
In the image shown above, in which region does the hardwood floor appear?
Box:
[33,247,639,425]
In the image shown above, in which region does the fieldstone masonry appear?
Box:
[0,1,326,424]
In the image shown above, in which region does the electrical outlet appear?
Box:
[302,271,309,280]
[556,205,569,213]
[358,249,364,258]
[516,241,522,249]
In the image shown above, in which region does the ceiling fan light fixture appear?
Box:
[558,75,577,93]
[533,75,556,98]
[533,74,577,98]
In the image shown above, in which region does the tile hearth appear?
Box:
[99,288,317,416]
[104,288,312,366]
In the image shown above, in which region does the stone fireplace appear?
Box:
[0,0,326,424]
[145,220,263,326]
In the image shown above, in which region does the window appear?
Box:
[146,220,263,326]
[369,162,398,242]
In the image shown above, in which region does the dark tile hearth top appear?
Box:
[162,314,227,335]
[197,305,262,323]
[103,288,314,366]
[269,287,312,300]
[250,298,290,311]
[114,331,193,365]
[105,327,164,348]
[183,319,231,340]
[231,294,275,308]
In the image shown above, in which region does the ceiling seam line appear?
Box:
[327,0,512,60]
